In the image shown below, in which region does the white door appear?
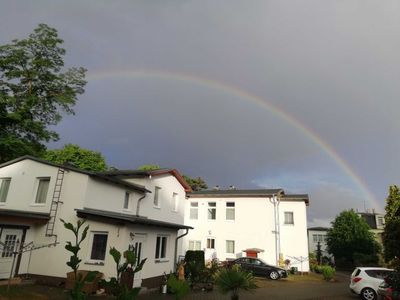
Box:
[129,233,147,288]
[0,229,22,279]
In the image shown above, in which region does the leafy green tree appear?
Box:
[327,210,380,266]
[44,144,107,172]
[182,175,208,191]
[137,164,208,191]
[0,24,86,163]
[383,185,400,262]
[137,164,160,171]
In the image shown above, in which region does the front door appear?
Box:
[129,233,147,288]
[0,229,23,279]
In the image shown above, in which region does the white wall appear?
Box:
[0,160,60,213]
[126,174,186,225]
[183,196,310,272]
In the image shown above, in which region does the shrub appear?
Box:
[184,251,205,283]
[167,274,190,300]
[320,265,335,281]
[214,265,257,300]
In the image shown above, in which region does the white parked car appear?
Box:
[350,267,393,300]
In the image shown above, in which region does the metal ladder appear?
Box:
[45,168,65,236]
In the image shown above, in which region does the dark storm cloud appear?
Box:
[2,0,400,226]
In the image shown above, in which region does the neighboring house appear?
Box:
[357,211,385,244]
[182,189,310,272]
[307,227,330,260]
[0,156,191,289]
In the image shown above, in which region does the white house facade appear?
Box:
[307,227,330,259]
[182,189,310,272]
[0,156,191,289]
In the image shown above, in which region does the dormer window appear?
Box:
[123,192,130,210]
[35,178,50,204]
[0,178,11,203]
[154,186,161,208]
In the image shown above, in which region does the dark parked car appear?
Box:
[228,257,288,280]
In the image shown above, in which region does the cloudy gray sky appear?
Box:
[2,0,400,226]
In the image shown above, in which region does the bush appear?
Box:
[353,252,380,267]
[320,265,335,281]
[214,265,257,300]
[167,274,190,300]
[184,251,205,283]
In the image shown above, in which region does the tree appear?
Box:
[383,185,400,262]
[327,210,380,266]
[43,144,107,172]
[0,24,86,163]
[182,175,208,191]
[137,164,208,191]
[137,164,161,171]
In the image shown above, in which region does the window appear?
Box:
[89,232,108,261]
[190,202,198,220]
[226,240,235,254]
[208,202,216,220]
[284,212,294,225]
[226,202,235,220]
[35,178,50,204]
[1,234,17,258]
[0,178,11,203]
[313,234,325,242]
[172,193,179,212]
[123,192,130,209]
[188,240,201,250]
[155,235,168,260]
[154,186,161,207]
[377,217,384,226]
[206,238,215,249]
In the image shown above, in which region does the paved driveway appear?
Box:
[138,272,360,300]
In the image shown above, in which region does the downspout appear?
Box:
[174,228,190,268]
[135,194,146,216]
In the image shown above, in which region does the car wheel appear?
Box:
[269,271,279,280]
[360,287,377,300]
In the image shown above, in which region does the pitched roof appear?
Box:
[76,208,193,230]
[99,169,192,192]
[281,194,310,205]
[0,156,149,193]
[308,227,329,231]
[188,189,309,205]
[188,189,284,198]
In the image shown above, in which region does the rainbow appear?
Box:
[87,69,380,210]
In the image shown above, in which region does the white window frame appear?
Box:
[188,240,201,251]
[208,202,216,220]
[226,202,235,221]
[206,238,215,249]
[155,235,168,262]
[0,178,11,204]
[190,202,198,220]
[123,191,130,210]
[87,231,108,264]
[154,186,161,208]
[226,240,235,254]
[284,211,294,225]
[172,192,179,212]
[33,177,50,205]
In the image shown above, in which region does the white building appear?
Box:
[182,189,310,272]
[307,227,330,259]
[0,156,191,289]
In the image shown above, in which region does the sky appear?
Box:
[1,0,400,227]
